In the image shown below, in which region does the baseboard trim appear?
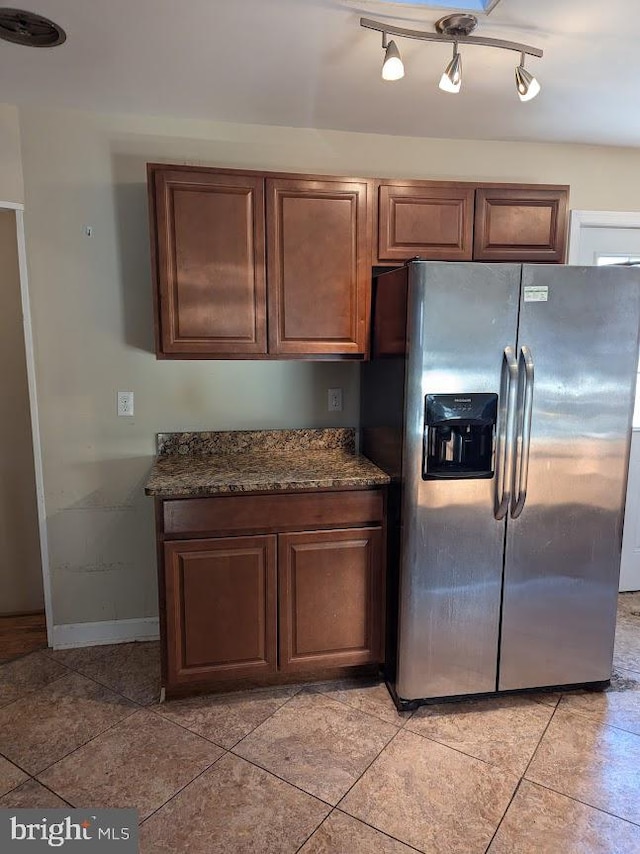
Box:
[52,618,160,650]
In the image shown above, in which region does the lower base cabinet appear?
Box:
[157,489,386,696]
[164,535,278,687]
[278,527,383,672]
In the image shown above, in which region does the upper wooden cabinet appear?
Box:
[474,186,569,262]
[148,164,569,359]
[150,168,267,356]
[149,164,371,359]
[375,182,474,264]
[266,177,370,356]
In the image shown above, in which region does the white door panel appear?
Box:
[571,213,640,591]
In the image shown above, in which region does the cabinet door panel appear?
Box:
[474,187,569,262]
[278,527,383,671]
[153,169,267,355]
[266,178,370,355]
[377,183,474,263]
[164,535,277,686]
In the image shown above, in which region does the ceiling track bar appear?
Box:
[360,17,543,59]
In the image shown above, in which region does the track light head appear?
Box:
[382,37,404,81]
[515,54,540,101]
[439,44,462,94]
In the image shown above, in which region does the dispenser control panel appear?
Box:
[423,393,498,480]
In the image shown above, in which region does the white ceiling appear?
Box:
[0,0,638,147]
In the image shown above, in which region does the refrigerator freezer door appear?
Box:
[397,262,521,701]
[500,266,640,690]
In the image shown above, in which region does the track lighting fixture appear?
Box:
[362,14,542,102]
[439,43,462,94]
[381,33,404,81]
[515,53,541,102]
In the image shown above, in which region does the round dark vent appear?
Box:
[0,8,66,47]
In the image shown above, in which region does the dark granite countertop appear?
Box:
[144,429,390,498]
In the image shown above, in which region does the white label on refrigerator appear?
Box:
[524,285,549,302]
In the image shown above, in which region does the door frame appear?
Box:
[568,210,640,264]
[1,200,53,644]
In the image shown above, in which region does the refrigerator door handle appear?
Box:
[511,345,535,519]
[494,346,518,520]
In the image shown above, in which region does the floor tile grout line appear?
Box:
[0,774,32,799]
[152,691,402,812]
[38,645,161,708]
[306,682,408,729]
[30,704,140,779]
[0,645,50,668]
[226,690,401,808]
[613,666,640,679]
[289,687,407,733]
[480,697,562,852]
[53,667,156,709]
[518,701,559,783]
[226,748,337,808]
[294,806,336,854]
[145,705,230,751]
[554,702,640,739]
[0,671,71,712]
[333,807,426,854]
[334,726,403,809]
[401,719,543,777]
[293,804,427,854]
[1,649,158,711]
[521,777,640,830]
[148,682,307,752]
[483,778,524,854]
[139,749,227,827]
[0,752,35,778]
[549,700,640,742]
[29,777,75,808]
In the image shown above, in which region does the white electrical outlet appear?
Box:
[328,388,343,412]
[117,391,134,417]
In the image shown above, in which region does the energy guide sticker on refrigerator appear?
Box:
[361,261,640,709]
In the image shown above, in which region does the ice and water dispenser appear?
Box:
[423,393,498,480]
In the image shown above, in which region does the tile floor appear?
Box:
[0,595,640,852]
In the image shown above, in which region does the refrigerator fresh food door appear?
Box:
[499,265,640,690]
[397,262,521,700]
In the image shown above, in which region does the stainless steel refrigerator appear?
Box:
[361,261,640,708]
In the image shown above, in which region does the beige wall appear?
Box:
[16,105,640,628]
[0,104,24,204]
[0,210,42,613]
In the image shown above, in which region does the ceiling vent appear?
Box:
[0,8,66,47]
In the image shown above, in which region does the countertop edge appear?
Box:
[145,475,391,499]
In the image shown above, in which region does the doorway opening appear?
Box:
[0,205,51,660]
[569,211,640,592]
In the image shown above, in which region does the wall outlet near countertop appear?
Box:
[117,391,134,416]
[327,388,343,412]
